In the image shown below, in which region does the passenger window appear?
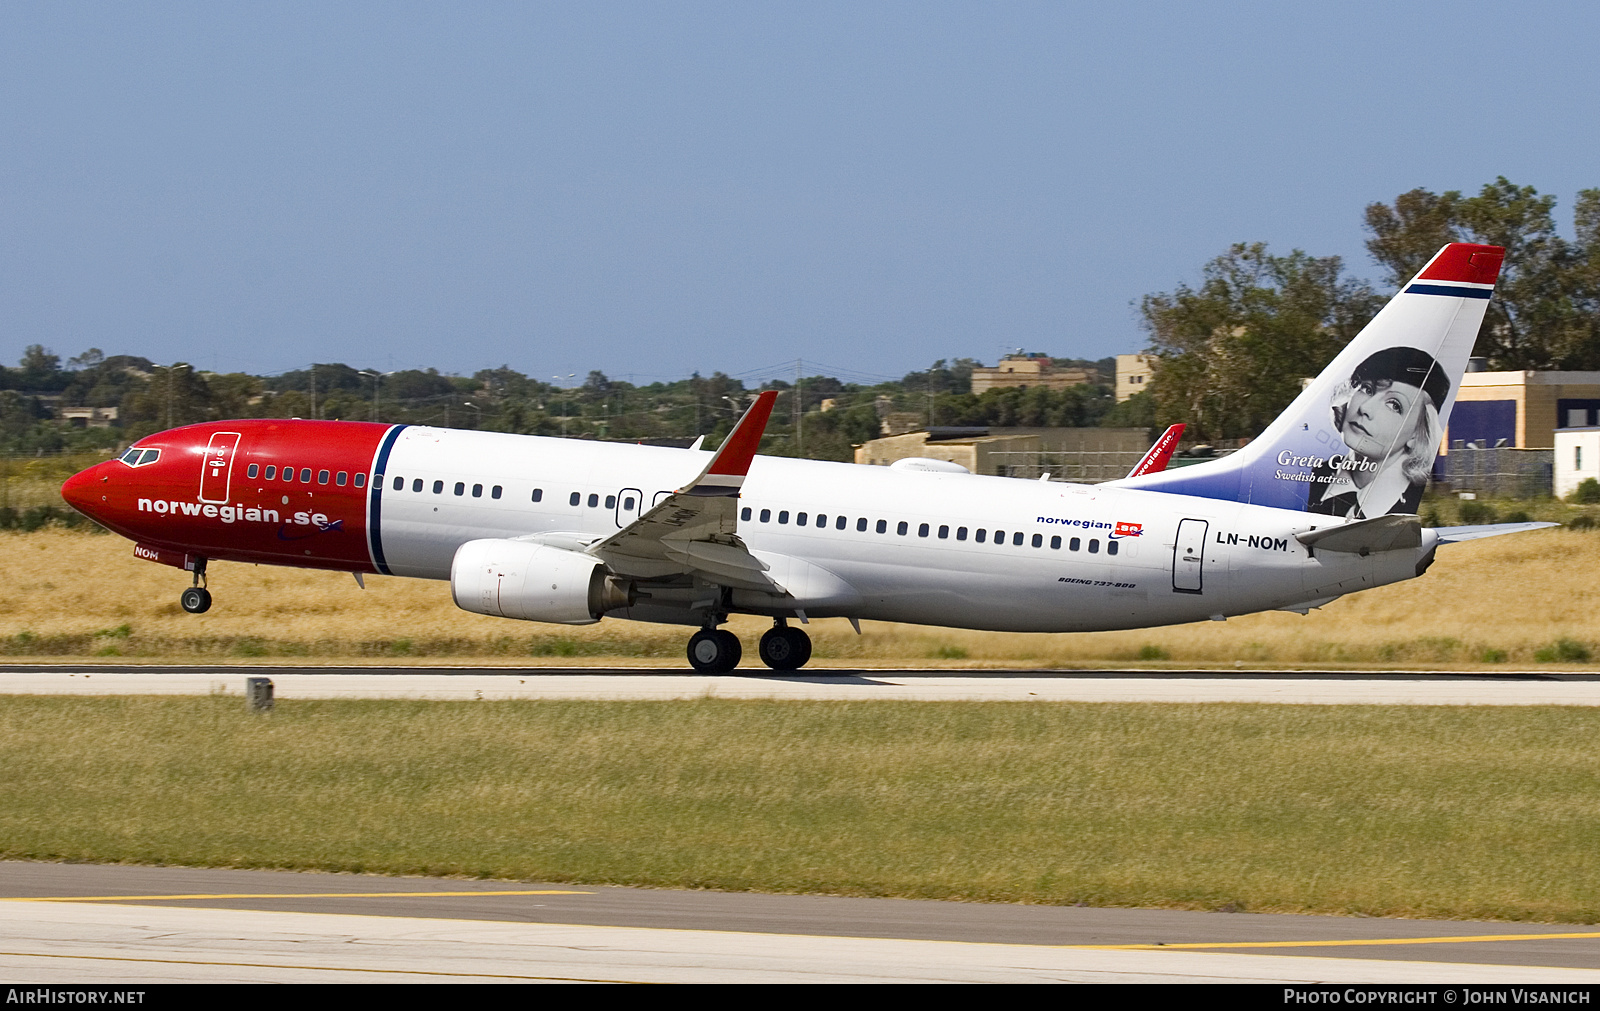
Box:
[587,493,599,507]
[741,507,752,521]
[956,526,967,541]
[835,516,846,530]
[1089,539,1100,554]
[875,519,887,534]
[569,491,579,506]
[300,468,312,483]
[412,478,423,492]
[354,474,366,489]
[918,523,930,537]
[622,496,632,509]
[1108,540,1119,556]
[760,509,771,522]
[435,480,445,494]
[393,476,403,491]
[336,472,348,486]
[1012,532,1024,546]
[1070,537,1081,551]
[455,482,466,496]
[247,464,259,479]
[975,529,986,543]
[492,486,502,500]
[265,466,276,480]
[1050,535,1061,549]
[856,517,867,531]
[1031,533,1042,548]
[532,488,543,502]
[474,484,485,498]
[995,530,1006,546]
[778,511,789,524]
[894,521,906,535]
[796,512,808,525]
[604,494,615,508]
[938,525,948,539]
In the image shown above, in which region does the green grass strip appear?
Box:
[3,696,1599,922]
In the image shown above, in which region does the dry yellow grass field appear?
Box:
[1,525,1595,667]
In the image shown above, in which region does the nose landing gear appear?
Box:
[758,619,812,671]
[179,558,212,614]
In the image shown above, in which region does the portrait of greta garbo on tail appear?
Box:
[1307,345,1450,519]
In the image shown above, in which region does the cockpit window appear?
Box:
[119,447,160,467]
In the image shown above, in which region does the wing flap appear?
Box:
[588,391,781,591]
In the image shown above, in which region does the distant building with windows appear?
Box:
[1444,370,1600,452]
[969,356,1097,395]
[1115,354,1156,403]
[1554,428,1600,498]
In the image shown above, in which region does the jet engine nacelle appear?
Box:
[450,539,632,625]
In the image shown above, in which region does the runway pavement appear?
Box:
[4,863,1600,983]
[3,664,1600,704]
[6,670,1600,982]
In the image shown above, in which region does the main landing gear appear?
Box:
[179,557,212,614]
[687,627,741,673]
[685,619,813,674]
[758,619,812,672]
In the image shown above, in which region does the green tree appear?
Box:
[1140,243,1382,440]
[1365,177,1600,369]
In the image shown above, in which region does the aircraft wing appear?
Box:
[587,391,782,591]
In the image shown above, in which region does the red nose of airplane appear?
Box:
[61,462,107,518]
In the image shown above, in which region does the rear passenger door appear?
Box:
[1172,518,1207,594]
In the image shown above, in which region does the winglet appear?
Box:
[680,390,778,496]
[1125,423,1185,479]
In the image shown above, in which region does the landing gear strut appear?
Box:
[758,619,812,671]
[687,626,742,673]
[180,558,212,614]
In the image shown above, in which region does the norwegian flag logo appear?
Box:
[1112,521,1143,539]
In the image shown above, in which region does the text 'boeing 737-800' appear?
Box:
[62,243,1550,672]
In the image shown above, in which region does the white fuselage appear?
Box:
[373,427,1424,632]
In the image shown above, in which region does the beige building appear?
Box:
[1115,354,1156,403]
[855,427,1151,482]
[969,356,1096,395]
[58,406,119,428]
[1444,370,1600,452]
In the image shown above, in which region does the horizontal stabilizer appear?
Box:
[1296,514,1420,554]
[1433,521,1557,544]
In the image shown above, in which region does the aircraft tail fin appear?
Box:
[1123,423,1185,479]
[1110,243,1503,519]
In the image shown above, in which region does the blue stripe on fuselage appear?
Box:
[367,424,408,576]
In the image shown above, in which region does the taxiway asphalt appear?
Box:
[3,863,1600,983]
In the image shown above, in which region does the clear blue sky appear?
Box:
[3,1,1597,387]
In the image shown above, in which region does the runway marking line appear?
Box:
[1080,931,1600,951]
[0,949,638,982]
[0,890,593,902]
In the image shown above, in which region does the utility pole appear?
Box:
[794,358,802,455]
